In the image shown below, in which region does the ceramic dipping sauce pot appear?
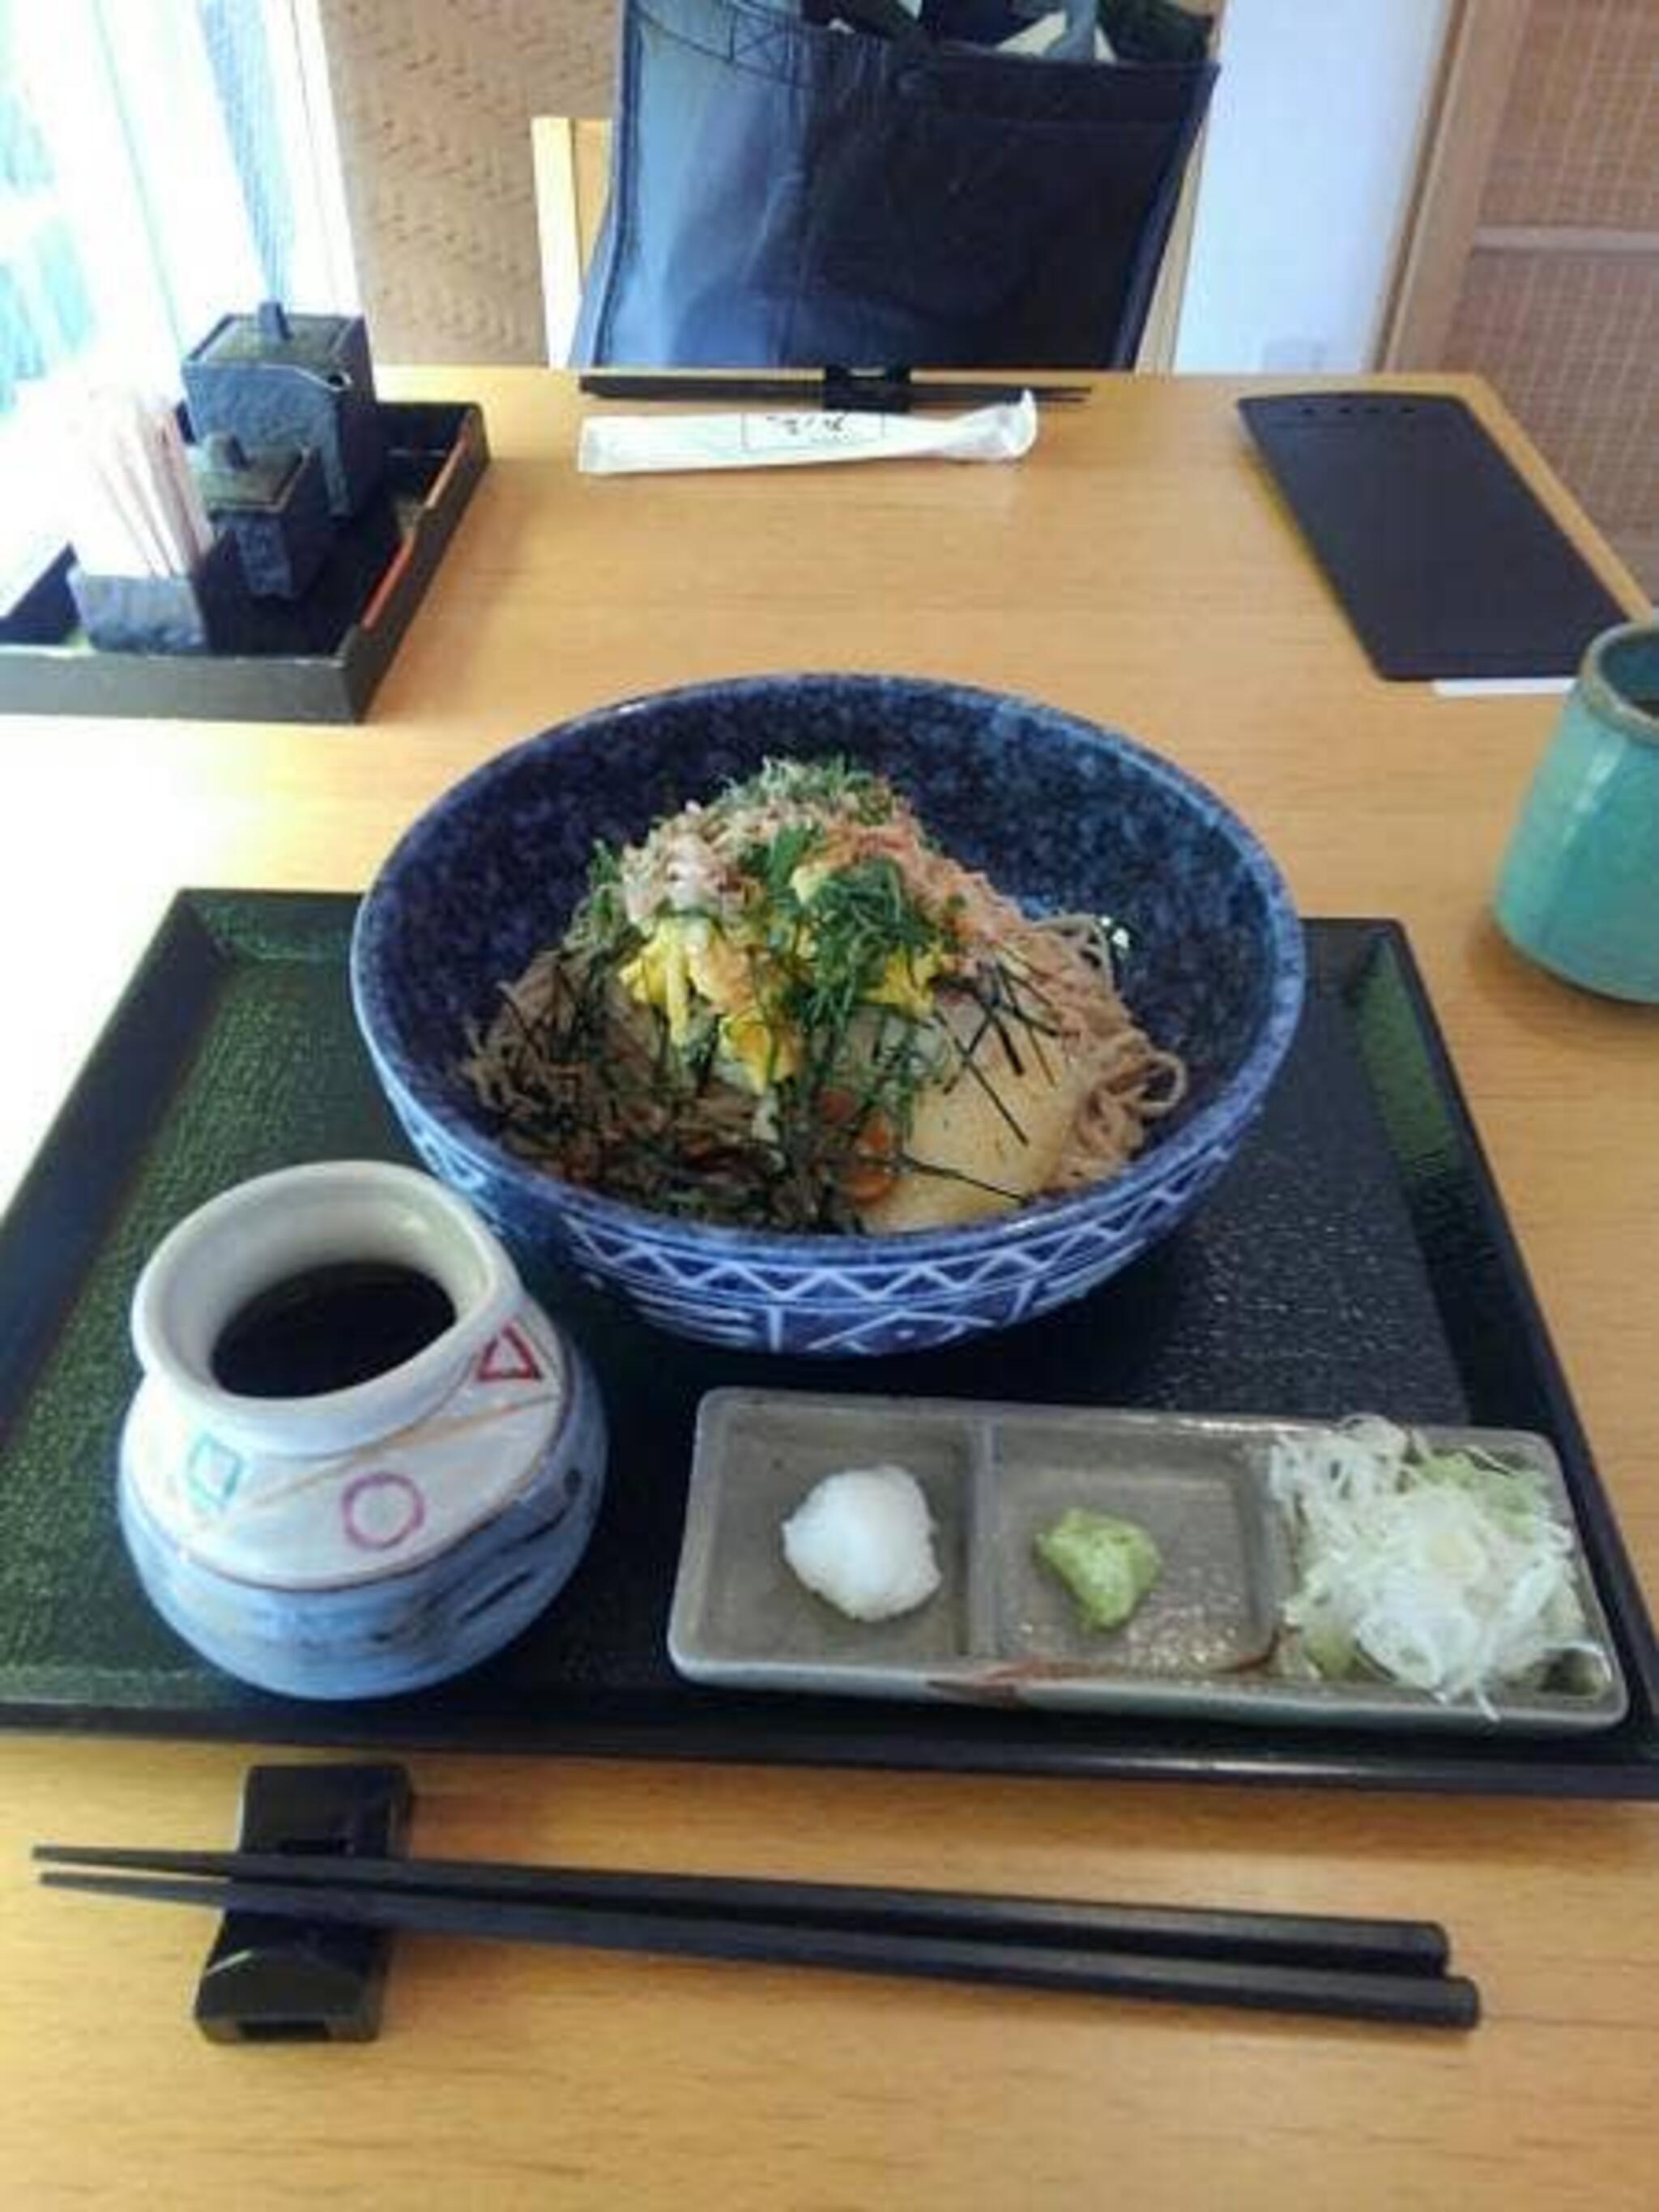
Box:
[118,1160,606,1698]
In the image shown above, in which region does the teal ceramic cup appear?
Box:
[1495,620,1659,1002]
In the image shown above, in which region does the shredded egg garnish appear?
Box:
[621,914,798,1092]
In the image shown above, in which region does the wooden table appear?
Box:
[2,370,1656,2209]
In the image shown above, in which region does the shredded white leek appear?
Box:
[1269,1416,1593,1711]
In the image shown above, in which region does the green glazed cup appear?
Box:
[1495,620,1659,1003]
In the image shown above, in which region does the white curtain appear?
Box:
[1,0,356,600]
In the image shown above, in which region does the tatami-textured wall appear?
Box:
[1442,0,1659,592]
[316,0,616,364]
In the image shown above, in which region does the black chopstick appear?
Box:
[578,373,1091,410]
[32,1843,1451,1976]
[37,1869,1479,2029]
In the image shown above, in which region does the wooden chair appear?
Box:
[531,117,612,364]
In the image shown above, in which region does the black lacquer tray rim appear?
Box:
[2,889,1657,1801]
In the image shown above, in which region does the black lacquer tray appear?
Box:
[2,892,1656,1796]
[0,403,486,723]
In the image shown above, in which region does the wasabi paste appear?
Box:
[1034,1508,1161,1632]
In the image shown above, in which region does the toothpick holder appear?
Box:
[67,530,258,656]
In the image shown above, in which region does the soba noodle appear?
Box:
[462,759,1186,1233]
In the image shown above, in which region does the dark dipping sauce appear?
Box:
[211,1262,456,1398]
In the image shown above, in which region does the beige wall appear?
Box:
[317,0,616,364]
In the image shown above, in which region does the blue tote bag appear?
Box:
[571,0,1217,369]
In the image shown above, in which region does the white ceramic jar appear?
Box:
[118,1159,606,1698]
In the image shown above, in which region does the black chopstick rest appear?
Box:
[192,1763,413,2044]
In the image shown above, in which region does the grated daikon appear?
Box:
[781,1464,941,1622]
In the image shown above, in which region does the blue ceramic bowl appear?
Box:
[351,675,1306,1356]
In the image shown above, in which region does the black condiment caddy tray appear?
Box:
[2,892,1656,1797]
[0,403,486,723]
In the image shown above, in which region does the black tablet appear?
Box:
[1239,391,1628,680]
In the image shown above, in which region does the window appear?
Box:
[0,0,355,603]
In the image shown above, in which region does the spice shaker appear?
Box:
[182,300,386,518]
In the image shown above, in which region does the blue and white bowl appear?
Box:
[351,675,1306,1357]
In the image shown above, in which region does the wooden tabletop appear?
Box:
[2,369,1657,2209]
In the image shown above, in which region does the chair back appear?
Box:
[531,117,613,364]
